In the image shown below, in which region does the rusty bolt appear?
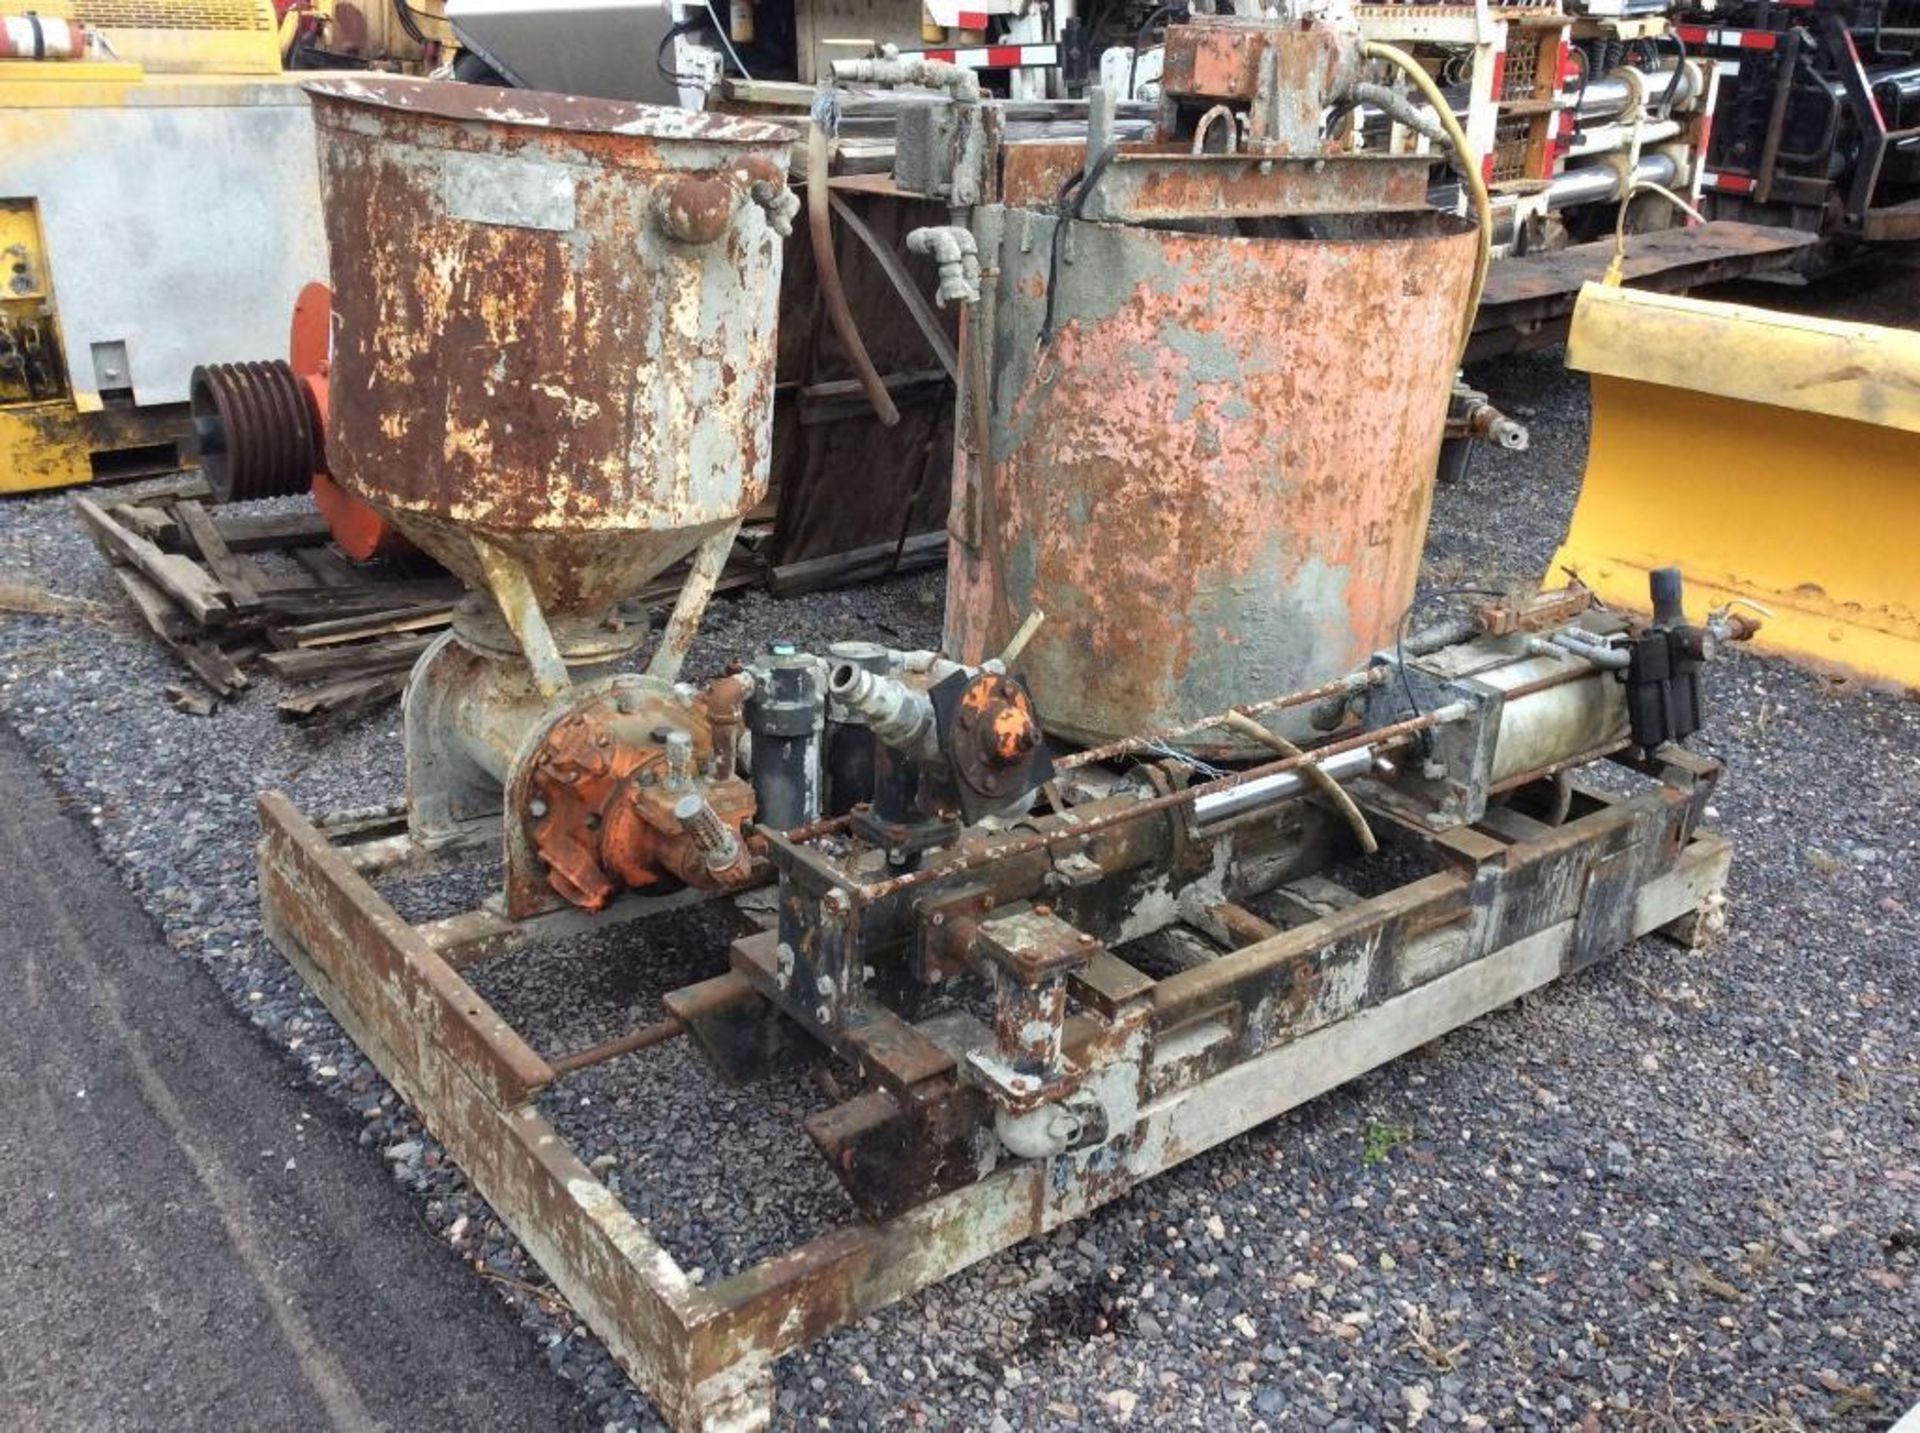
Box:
[1034,903,1051,917]
[823,888,852,914]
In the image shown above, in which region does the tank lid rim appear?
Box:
[303,76,797,146]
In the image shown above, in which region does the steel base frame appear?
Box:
[258,769,1731,1432]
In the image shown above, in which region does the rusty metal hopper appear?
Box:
[947,209,1480,753]
[305,78,796,619]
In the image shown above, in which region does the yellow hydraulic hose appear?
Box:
[1361,41,1492,365]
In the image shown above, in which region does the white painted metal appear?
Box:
[3,79,327,408]
[443,0,684,105]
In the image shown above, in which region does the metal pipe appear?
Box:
[1576,64,1699,120]
[854,703,1470,903]
[1055,668,1389,771]
[1219,709,1378,851]
[831,54,982,101]
[1545,153,1677,211]
[1192,744,1380,826]
[548,1016,686,1077]
[827,663,940,761]
[1209,902,1280,947]
[1548,630,1630,669]
[1352,81,1449,147]
[1568,117,1681,158]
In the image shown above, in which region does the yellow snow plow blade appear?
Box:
[1549,283,1920,691]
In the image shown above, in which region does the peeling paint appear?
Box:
[948,208,1478,755]
[307,78,795,619]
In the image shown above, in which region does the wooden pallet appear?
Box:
[75,477,946,722]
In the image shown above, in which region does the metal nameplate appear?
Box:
[442,152,577,233]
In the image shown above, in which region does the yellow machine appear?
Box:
[0,0,443,493]
[1551,282,1920,692]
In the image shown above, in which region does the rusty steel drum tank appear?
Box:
[945,208,1479,753]
[304,78,797,620]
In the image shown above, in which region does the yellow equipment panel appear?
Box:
[0,200,89,491]
[67,0,283,75]
[1550,283,1920,692]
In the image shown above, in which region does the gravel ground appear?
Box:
[1,268,1915,1431]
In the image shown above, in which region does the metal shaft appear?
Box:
[675,793,743,871]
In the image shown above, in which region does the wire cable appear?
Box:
[702,0,753,80]
[657,17,708,89]
[1038,141,1120,346]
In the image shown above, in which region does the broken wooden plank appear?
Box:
[109,567,248,697]
[259,634,433,683]
[257,580,465,621]
[213,509,333,551]
[768,530,946,597]
[97,472,212,508]
[166,684,217,717]
[288,602,456,648]
[632,563,762,606]
[77,495,232,629]
[277,669,409,723]
[293,545,362,589]
[115,503,174,543]
[142,507,336,555]
[798,370,951,427]
[175,500,265,612]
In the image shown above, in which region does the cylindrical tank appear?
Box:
[305,78,797,619]
[945,207,1479,752]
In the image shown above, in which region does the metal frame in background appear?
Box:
[259,754,1731,1432]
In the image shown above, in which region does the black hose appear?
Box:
[392,0,427,46]
[657,17,707,89]
[1038,142,1121,347]
[1659,30,1687,118]
[1126,4,1174,99]
[393,0,456,46]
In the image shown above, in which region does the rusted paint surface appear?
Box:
[256,788,733,1429]
[1160,18,1353,155]
[997,142,1432,221]
[688,798,1732,1384]
[1085,150,1434,222]
[305,78,797,618]
[526,687,756,909]
[947,208,1479,753]
[259,727,1731,1427]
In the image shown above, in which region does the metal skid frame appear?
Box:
[259,753,1730,1432]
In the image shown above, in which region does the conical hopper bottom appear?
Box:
[386,513,732,625]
